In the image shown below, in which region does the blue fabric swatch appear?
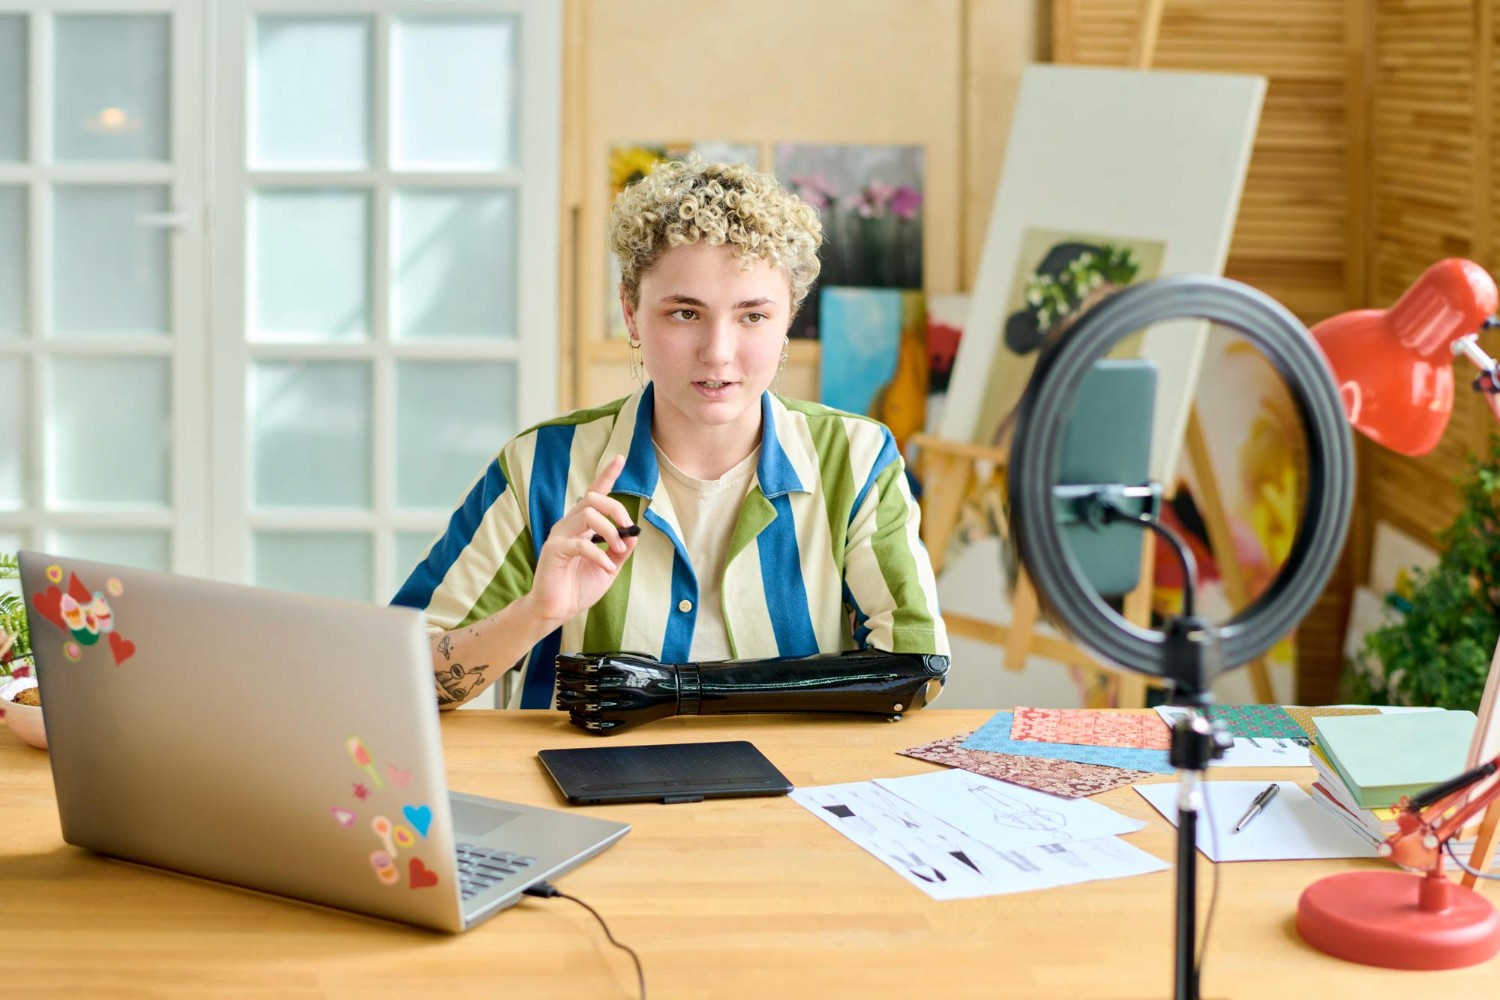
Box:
[959,711,1175,775]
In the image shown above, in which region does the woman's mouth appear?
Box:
[694,380,736,397]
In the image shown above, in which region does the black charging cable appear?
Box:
[523,881,646,999]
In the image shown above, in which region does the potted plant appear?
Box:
[1346,438,1500,711]
[0,553,32,677]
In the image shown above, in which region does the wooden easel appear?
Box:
[912,0,1275,708]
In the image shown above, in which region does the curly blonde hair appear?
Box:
[607,155,823,314]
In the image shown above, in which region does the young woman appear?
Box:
[393,157,949,729]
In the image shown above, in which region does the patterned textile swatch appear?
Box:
[898,732,1157,798]
[960,712,1174,774]
[1010,706,1172,750]
[1283,705,1381,741]
[1200,703,1307,740]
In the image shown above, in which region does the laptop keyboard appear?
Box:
[455,843,537,901]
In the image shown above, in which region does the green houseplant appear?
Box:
[1346,437,1500,711]
[0,553,32,676]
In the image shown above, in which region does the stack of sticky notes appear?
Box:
[1311,710,1477,810]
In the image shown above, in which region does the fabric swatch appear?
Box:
[959,712,1174,774]
[1009,706,1172,750]
[1283,705,1380,741]
[1199,703,1307,741]
[898,732,1156,798]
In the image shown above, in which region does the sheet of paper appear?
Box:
[1153,705,1312,767]
[1010,706,1172,750]
[898,732,1155,798]
[1133,780,1379,861]
[792,781,1169,900]
[961,712,1174,774]
[873,769,1145,850]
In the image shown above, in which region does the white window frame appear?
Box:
[208,0,560,597]
[0,0,209,573]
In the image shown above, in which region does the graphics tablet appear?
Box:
[538,740,794,805]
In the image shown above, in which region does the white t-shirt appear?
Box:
[653,443,760,662]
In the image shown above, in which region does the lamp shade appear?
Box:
[1311,259,1498,456]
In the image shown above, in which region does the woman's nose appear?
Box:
[699,320,736,362]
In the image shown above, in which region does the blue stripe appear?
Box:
[391,458,509,609]
[757,393,805,497]
[757,493,818,656]
[661,549,698,662]
[614,384,661,498]
[520,629,564,709]
[843,582,872,648]
[518,424,577,708]
[849,428,901,526]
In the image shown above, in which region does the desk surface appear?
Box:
[3,709,1496,999]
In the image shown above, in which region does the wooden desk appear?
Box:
[3,709,1496,999]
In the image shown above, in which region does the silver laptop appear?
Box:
[19,550,629,933]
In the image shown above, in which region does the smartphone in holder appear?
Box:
[1055,359,1157,599]
[538,741,794,805]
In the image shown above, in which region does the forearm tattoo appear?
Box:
[435,662,490,705]
[437,633,452,661]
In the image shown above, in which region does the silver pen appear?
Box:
[1232,782,1280,833]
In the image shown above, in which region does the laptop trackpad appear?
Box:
[450,798,523,837]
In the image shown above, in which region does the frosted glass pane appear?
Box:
[48,529,169,571]
[252,361,370,508]
[394,530,435,585]
[254,530,371,602]
[0,359,23,508]
[392,16,517,170]
[50,357,169,505]
[52,185,169,334]
[253,16,370,168]
[0,187,24,336]
[0,17,24,161]
[396,361,515,508]
[53,15,169,163]
[252,189,369,341]
[393,190,516,339]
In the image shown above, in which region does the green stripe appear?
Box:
[870,463,937,652]
[459,529,537,628]
[519,394,629,436]
[583,495,643,651]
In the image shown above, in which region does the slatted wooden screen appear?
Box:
[1053,0,1363,701]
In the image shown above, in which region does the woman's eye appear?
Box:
[670,308,697,321]
[743,312,766,324]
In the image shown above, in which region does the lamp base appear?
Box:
[1297,871,1500,970]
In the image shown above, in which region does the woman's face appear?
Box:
[622,242,791,443]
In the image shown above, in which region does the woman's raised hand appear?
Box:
[528,455,639,625]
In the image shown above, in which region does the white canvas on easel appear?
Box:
[939,65,1266,485]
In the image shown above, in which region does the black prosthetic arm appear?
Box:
[554,648,950,734]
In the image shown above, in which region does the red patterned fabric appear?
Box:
[898,732,1156,799]
[1008,707,1172,750]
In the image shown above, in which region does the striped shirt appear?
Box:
[391,386,949,709]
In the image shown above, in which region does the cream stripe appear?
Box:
[789,490,843,645]
[894,471,949,653]
[841,415,888,492]
[723,539,777,659]
[622,515,675,655]
[844,485,900,648]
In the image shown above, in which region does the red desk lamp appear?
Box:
[1297,258,1500,969]
[1311,258,1500,456]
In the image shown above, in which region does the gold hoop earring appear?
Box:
[628,337,646,388]
[773,338,790,395]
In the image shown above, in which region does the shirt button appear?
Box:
[677,599,693,613]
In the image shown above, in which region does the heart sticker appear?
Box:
[108,633,136,665]
[386,764,412,788]
[402,804,433,838]
[66,573,91,603]
[31,587,66,631]
[408,858,438,889]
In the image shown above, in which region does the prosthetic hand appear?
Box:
[554,648,950,734]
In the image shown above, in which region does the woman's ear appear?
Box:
[619,285,639,344]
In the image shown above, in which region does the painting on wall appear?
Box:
[940,64,1265,489]
[819,288,927,452]
[775,143,925,340]
[604,141,761,340]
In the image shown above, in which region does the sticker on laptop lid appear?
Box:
[402,804,433,838]
[346,737,385,789]
[330,806,357,827]
[408,858,439,890]
[31,569,136,665]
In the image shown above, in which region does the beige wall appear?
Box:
[560,0,1045,409]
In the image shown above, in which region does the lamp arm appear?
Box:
[1381,755,1500,872]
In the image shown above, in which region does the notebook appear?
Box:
[538,740,794,804]
[19,550,629,933]
[1313,710,1478,809]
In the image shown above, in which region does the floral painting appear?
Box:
[774,144,925,340]
[604,142,762,339]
